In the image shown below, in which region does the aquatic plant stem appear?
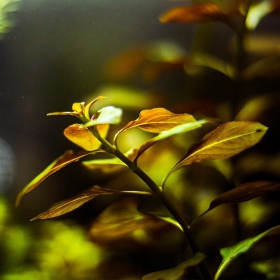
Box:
[90,126,212,279]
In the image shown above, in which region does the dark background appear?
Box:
[0,0,279,221]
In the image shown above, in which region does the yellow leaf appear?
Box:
[64,124,109,151]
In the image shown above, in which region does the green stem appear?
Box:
[90,126,211,279]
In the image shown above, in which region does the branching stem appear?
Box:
[90,126,212,279]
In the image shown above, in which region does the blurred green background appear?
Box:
[1,0,280,279]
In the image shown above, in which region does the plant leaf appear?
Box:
[84,106,122,127]
[204,181,280,214]
[117,108,196,135]
[64,123,109,151]
[142,253,205,280]
[16,150,93,206]
[135,119,208,161]
[82,149,138,173]
[214,225,280,280]
[159,3,228,24]
[169,121,268,173]
[31,185,116,221]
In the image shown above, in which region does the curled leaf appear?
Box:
[16,150,93,206]
[117,108,196,135]
[214,225,280,280]
[159,3,228,24]
[169,121,268,173]
[64,124,109,151]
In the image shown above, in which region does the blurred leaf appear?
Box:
[251,259,280,279]
[235,94,274,121]
[159,3,228,24]
[189,53,235,78]
[214,225,280,280]
[90,199,174,247]
[242,56,280,80]
[105,47,146,80]
[204,181,280,214]
[117,108,196,135]
[237,152,280,177]
[64,124,109,151]
[31,186,116,220]
[142,253,205,280]
[16,150,93,206]
[136,119,208,161]
[0,0,21,38]
[92,86,162,109]
[146,41,186,62]
[168,121,268,173]
[246,0,280,30]
[84,106,122,127]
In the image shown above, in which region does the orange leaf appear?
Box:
[159,3,228,24]
[118,108,196,134]
[31,185,115,220]
[170,121,267,173]
[16,150,93,206]
[64,123,109,151]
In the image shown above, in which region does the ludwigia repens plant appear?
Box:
[16,95,280,279]
[16,1,280,279]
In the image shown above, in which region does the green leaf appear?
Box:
[64,123,109,151]
[84,106,123,127]
[16,150,94,206]
[31,185,117,221]
[246,1,274,30]
[214,225,280,280]
[135,119,208,161]
[142,253,205,280]
[169,121,267,173]
[82,149,138,173]
[203,181,280,215]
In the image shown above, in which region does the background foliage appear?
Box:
[0,0,280,279]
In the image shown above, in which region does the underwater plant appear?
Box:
[16,1,280,279]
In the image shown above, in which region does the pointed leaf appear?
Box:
[84,106,122,127]
[170,121,268,173]
[142,253,205,280]
[205,181,280,214]
[16,150,93,206]
[136,119,208,161]
[118,108,196,135]
[159,3,228,24]
[83,96,107,120]
[214,225,280,280]
[64,123,109,151]
[31,185,115,220]
[82,149,138,173]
